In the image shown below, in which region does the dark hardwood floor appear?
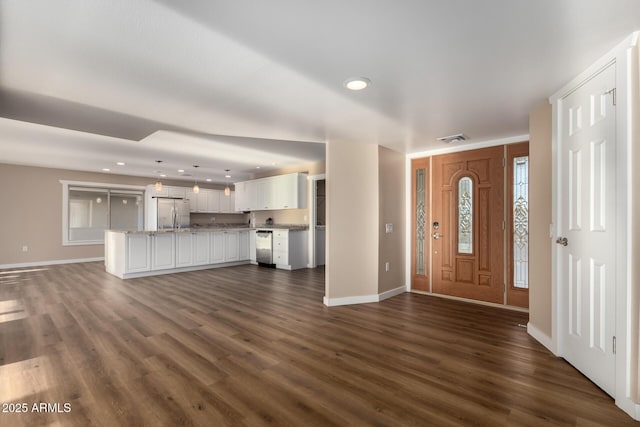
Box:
[0,262,635,426]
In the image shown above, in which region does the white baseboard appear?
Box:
[616,396,640,421]
[379,285,406,301]
[0,257,104,270]
[527,322,556,355]
[323,285,406,307]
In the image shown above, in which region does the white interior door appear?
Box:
[558,63,616,396]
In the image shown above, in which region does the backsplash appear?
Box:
[252,209,308,225]
[190,212,249,226]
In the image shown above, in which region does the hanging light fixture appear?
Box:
[192,165,200,194]
[154,160,163,191]
[224,169,231,196]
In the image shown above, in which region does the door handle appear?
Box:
[556,237,568,246]
[433,232,441,240]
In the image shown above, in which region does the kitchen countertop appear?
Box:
[108,224,309,234]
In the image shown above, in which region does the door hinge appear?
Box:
[502,157,506,167]
[503,283,506,293]
[605,88,616,106]
[502,221,506,230]
[613,336,616,354]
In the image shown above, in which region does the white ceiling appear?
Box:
[1,1,639,183]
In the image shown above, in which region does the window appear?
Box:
[61,181,145,245]
[512,156,529,288]
[457,177,473,254]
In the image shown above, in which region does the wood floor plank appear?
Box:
[0,262,636,426]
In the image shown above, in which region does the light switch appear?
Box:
[385,223,393,233]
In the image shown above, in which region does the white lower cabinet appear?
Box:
[151,233,176,270]
[239,230,249,261]
[224,231,239,262]
[249,230,256,262]
[125,234,150,273]
[193,232,211,266]
[175,232,195,268]
[176,232,212,267]
[211,232,225,263]
[267,229,308,270]
[106,229,252,279]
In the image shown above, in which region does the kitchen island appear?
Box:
[105,227,251,279]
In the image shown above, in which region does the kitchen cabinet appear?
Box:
[235,181,257,212]
[175,232,194,268]
[249,230,256,263]
[224,231,239,262]
[234,173,307,211]
[125,234,150,273]
[256,228,308,270]
[151,232,175,270]
[219,191,235,213]
[193,232,211,265]
[105,229,251,279]
[176,231,211,267]
[210,232,225,263]
[186,189,234,213]
[239,230,249,260]
[256,180,274,210]
[168,186,186,198]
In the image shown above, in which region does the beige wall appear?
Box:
[326,141,379,299]
[378,146,406,293]
[0,163,239,266]
[528,102,553,338]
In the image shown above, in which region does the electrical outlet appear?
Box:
[21,245,28,252]
[385,223,393,233]
[211,217,215,223]
[385,262,390,272]
[304,215,308,221]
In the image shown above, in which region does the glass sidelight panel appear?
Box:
[513,157,529,288]
[415,168,426,275]
[458,177,473,254]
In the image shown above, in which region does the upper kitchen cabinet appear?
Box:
[234,173,307,211]
[185,188,236,213]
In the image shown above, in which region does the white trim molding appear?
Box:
[323,285,405,307]
[527,322,557,355]
[408,134,529,159]
[0,257,104,270]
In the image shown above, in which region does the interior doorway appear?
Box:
[308,174,326,268]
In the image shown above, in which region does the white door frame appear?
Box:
[307,173,326,268]
[550,32,638,419]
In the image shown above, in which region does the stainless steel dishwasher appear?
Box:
[255,230,274,266]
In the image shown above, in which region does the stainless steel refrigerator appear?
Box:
[156,197,190,230]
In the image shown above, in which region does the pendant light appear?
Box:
[192,165,200,194]
[154,160,163,191]
[224,169,231,196]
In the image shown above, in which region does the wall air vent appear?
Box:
[436,133,468,143]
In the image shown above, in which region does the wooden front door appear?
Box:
[431,146,504,304]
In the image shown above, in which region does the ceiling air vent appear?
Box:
[436,133,468,143]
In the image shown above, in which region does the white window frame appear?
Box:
[60,180,146,246]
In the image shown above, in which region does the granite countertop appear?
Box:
[108,223,309,234]
[253,224,309,231]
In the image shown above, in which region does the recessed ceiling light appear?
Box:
[116,162,125,166]
[160,174,166,177]
[344,77,370,91]
[225,174,231,178]
[102,168,110,172]
[206,178,212,182]
[177,169,184,173]
[256,166,261,169]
